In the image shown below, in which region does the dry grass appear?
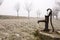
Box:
[0,19,40,40]
[0,18,60,40]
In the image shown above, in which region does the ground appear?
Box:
[0,18,60,40]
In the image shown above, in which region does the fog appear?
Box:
[0,0,57,17]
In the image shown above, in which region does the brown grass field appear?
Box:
[0,18,60,40]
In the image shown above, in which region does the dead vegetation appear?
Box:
[0,18,59,40]
[0,19,40,40]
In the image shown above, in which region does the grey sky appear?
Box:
[0,0,56,17]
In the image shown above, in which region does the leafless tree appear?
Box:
[52,0,60,19]
[25,3,32,19]
[0,0,4,5]
[15,3,20,18]
[36,9,41,19]
[52,8,59,19]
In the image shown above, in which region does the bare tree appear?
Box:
[52,8,59,19]
[15,3,20,18]
[25,3,32,19]
[0,0,4,5]
[36,9,41,19]
[52,0,60,19]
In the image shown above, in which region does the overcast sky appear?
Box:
[0,0,56,17]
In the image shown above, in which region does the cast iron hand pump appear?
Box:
[38,8,54,32]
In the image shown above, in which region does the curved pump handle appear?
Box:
[47,8,54,32]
